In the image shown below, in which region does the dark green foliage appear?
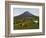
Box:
[13,16,39,30]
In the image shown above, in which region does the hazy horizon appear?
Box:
[13,8,39,16]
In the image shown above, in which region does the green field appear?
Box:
[13,16,39,30]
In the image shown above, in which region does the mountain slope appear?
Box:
[14,11,39,29]
[14,11,38,18]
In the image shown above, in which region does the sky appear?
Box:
[13,8,39,16]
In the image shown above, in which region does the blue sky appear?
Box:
[13,8,39,16]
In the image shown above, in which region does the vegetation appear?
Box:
[13,16,39,30]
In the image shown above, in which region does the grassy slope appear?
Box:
[13,16,39,30]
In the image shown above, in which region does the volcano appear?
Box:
[16,11,35,17]
[14,11,39,29]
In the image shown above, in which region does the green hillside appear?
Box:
[13,16,39,30]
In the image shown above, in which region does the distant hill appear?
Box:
[17,11,34,17]
[14,11,38,18]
